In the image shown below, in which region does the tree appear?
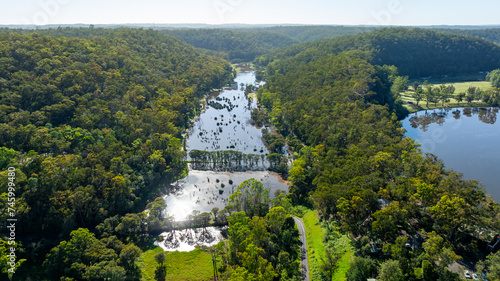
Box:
[486,68,500,87]
[119,243,141,271]
[147,197,167,220]
[265,206,288,234]
[412,87,424,106]
[412,81,420,91]
[424,85,435,108]
[477,251,500,281]
[466,93,475,105]
[466,86,479,104]
[429,195,471,237]
[346,256,377,281]
[211,207,219,222]
[319,247,341,281]
[0,147,18,171]
[372,201,408,242]
[422,231,461,267]
[391,76,409,98]
[438,84,452,106]
[154,251,167,281]
[377,259,404,281]
[228,178,270,217]
[456,92,465,105]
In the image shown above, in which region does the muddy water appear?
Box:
[164,71,289,222]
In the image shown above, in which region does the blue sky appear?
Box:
[1,0,499,26]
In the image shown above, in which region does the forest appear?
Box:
[258,27,500,78]
[0,28,234,279]
[0,25,500,281]
[256,27,500,281]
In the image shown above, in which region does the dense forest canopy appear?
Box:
[161,29,299,62]
[4,25,500,65]
[257,27,500,281]
[1,24,500,280]
[0,28,233,279]
[231,25,380,42]
[258,27,500,78]
[435,28,500,44]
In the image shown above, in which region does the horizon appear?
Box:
[2,23,500,30]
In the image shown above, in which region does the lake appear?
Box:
[402,107,500,202]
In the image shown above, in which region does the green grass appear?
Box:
[302,210,353,281]
[139,247,214,281]
[400,80,493,113]
[331,236,353,281]
[303,210,326,281]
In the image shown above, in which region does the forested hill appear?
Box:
[233,25,379,42]
[259,27,500,78]
[161,29,299,62]
[258,33,500,280]
[0,27,300,63]
[0,29,233,278]
[435,28,500,44]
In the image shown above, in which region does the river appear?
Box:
[156,71,289,251]
[402,107,500,202]
[166,71,288,220]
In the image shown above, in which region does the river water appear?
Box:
[402,107,500,202]
[163,71,289,221]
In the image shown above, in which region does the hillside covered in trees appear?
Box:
[257,27,500,281]
[161,29,299,62]
[1,25,500,281]
[258,27,500,78]
[0,28,233,279]
[435,27,500,44]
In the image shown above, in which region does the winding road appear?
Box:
[293,216,310,281]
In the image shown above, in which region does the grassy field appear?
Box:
[302,210,353,281]
[303,210,326,280]
[139,247,214,281]
[400,80,492,112]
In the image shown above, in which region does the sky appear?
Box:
[1,0,499,26]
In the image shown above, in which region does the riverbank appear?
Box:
[399,80,494,113]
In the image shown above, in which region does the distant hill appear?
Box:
[161,29,299,62]
[433,28,500,44]
[232,25,380,42]
[259,27,500,78]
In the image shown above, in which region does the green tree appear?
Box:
[486,68,500,87]
[147,197,167,220]
[412,87,424,106]
[377,259,404,281]
[391,76,409,98]
[119,243,141,271]
[372,201,408,242]
[412,81,420,91]
[346,256,377,281]
[477,251,500,281]
[424,85,435,107]
[455,92,465,105]
[154,251,167,281]
[0,147,18,171]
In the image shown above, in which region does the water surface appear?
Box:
[164,71,288,221]
[402,107,500,202]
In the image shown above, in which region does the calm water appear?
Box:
[186,71,268,154]
[402,107,500,202]
[164,71,288,221]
